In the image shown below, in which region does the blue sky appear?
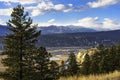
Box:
[0,0,120,30]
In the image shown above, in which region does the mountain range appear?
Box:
[0,25,11,36]
[0,25,96,36]
[38,25,96,34]
[38,30,120,47]
[0,25,120,50]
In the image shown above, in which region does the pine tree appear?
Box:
[81,53,91,75]
[106,46,116,72]
[90,50,101,74]
[33,47,60,80]
[60,61,68,77]
[49,61,60,80]
[99,47,116,73]
[115,44,120,70]
[67,52,79,76]
[0,5,40,80]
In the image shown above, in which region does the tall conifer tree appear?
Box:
[67,52,79,76]
[0,5,40,80]
[81,53,91,75]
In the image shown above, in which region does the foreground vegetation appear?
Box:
[60,71,120,80]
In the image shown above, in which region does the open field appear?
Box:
[60,71,120,80]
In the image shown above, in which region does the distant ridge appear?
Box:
[38,25,96,34]
[0,25,97,36]
[0,24,120,49]
[0,25,11,36]
[37,30,120,47]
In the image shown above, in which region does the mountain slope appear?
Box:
[0,25,96,36]
[38,30,120,47]
[0,24,120,49]
[0,25,9,36]
[38,25,96,34]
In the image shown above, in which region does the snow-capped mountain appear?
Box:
[0,25,96,36]
[38,25,96,34]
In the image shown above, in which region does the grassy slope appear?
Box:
[0,55,6,72]
[60,71,120,80]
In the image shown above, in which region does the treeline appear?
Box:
[60,44,120,77]
[90,44,120,74]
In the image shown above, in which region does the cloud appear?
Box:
[0,8,12,16]
[87,0,120,8]
[26,0,86,16]
[74,17,120,30]
[54,4,65,11]
[37,22,60,27]
[31,9,43,17]
[34,17,120,31]
[30,1,74,16]
[0,0,87,17]
[4,2,12,7]
[48,19,55,23]
[0,19,6,25]
[37,19,55,26]
[0,0,39,5]
[102,18,120,30]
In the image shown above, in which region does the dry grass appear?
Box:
[0,55,6,72]
[0,55,120,80]
[60,71,120,80]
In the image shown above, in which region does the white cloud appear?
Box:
[37,22,70,27]
[37,19,55,26]
[4,2,12,7]
[102,18,120,30]
[0,0,39,5]
[31,9,43,17]
[0,19,6,25]
[54,4,65,11]
[34,17,120,30]
[75,17,100,29]
[74,17,120,30]
[0,8,12,16]
[30,1,74,16]
[87,0,120,8]
[48,19,55,23]
[25,0,86,16]
[0,0,87,17]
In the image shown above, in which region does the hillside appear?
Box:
[38,25,96,34]
[38,30,120,47]
[0,25,11,36]
[0,30,120,49]
[0,25,96,36]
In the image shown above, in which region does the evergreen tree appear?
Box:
[90,50,102,74]
[98,46,116,73]
[97,44,104,50]
[49,61,60,80]
[67,52,79,76]
[33,47,59,80]
[115,44,120,70]
[0,5,40,80]
[106,46,116,72]
[81,53,91,75]
[33,47,51,80]
[99,57,108,73]
[60,61,68,77]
